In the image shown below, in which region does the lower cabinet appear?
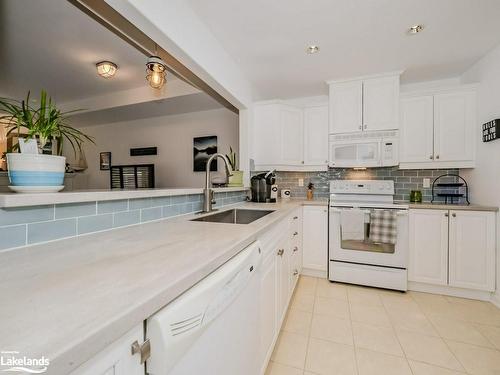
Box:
[302,206,328,274]
[258,208,303,374]
[70,325,145,375]
[408,209,495,291]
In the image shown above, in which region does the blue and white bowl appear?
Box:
[6,153,66,188]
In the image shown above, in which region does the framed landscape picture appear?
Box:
[193,136,217,172]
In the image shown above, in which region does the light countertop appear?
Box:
[0,199,323,374]
[403,202,498,212]
[0,186,249,208]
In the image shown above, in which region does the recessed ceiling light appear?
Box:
[96,61,118,78]
[306,45,320,54]
[408,24,424,35]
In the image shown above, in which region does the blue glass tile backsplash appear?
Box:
[0,190,248,251]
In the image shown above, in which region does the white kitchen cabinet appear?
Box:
[399,86,476,169]
[400,96,434,163]
[329,80,363,134]
[448,210,496,291]
[253,103,282,165]
[434,91,475,163]
[252,102,328,170]
[276,238,291,323]
[363,75,400,132]
[302,206,328,273]
[328,73,400,135]
[304,105,329,166]
[259,250,277,371]
[408,209,496,292]
[408,209,449,285]
[70,325,145,375]
[280,105,303,165]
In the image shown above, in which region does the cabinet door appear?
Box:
[449,211,495,291]
[277,240,290,323]
[434,91,475,162]
[280,105,303,165]
[70,325,144,375]
[259,252,277,368]
[253,104,282,165]
[304,105,329,165]
[408,209,449,285]
[302,206,328,271]
[400,96,434,163]
[329,81,363,134]
[363,75,400,131]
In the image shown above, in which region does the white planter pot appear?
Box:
[6,153,66,188]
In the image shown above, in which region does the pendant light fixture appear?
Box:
[146,45,167,89]
[96,61,118,78]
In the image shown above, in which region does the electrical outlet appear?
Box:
[423,178,430,188]
[298,178,304,187]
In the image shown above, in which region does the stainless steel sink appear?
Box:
[191,209,274,224]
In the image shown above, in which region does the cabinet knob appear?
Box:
[452,213,456,217]
[445,213,449,217]
[325,160,329,164]
[293,270,299,276]
[131,340,151,364]
[293,216,298,220]
[293,231,299,236]
[359,125,362,130]
[277,248,284,256]
[293,246,298,252]
[436,155,440,160]
[364,125,367,130]
[301,160,304,164]
[429,155,434,160]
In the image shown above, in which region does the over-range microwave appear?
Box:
[328,130,399,168]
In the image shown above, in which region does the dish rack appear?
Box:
[431,174,469,205]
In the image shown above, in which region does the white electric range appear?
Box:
[328,180,409,291]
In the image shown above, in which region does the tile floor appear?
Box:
[266,276,500,375]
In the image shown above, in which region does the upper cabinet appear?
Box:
[252,102,329,171]
[328,73,400,134]
[400,86,477,169]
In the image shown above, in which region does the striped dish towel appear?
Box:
[369,210,397,244]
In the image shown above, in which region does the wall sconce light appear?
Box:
[96,61,118,78]
[146,55,167,89]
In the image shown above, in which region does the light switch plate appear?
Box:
[423,178,430,188]
[298,178,304,187]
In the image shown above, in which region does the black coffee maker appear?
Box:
[251,170,276,203]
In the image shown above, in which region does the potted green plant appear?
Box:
[0,90,94,192]
[226,146,243,187]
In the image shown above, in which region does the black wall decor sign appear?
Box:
[130,147,158,156]
[482,119,500,142]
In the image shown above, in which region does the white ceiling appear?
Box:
[69,92,224,127]
[187,0,500,100]
[0,0,178,103]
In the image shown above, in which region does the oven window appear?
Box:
[340,209,397,254]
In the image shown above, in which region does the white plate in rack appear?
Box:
[8,185,65,193]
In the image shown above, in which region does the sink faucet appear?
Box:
[203,153,234,213]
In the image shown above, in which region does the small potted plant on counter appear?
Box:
[226,146,243,187]
[0,90,94,193]
[307,182,315,200]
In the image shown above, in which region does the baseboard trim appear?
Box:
[408,281,493,301]
[301,267,327,279]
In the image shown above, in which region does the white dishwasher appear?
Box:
[146,241,262,375]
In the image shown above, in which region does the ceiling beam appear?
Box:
[67,0,239,114]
